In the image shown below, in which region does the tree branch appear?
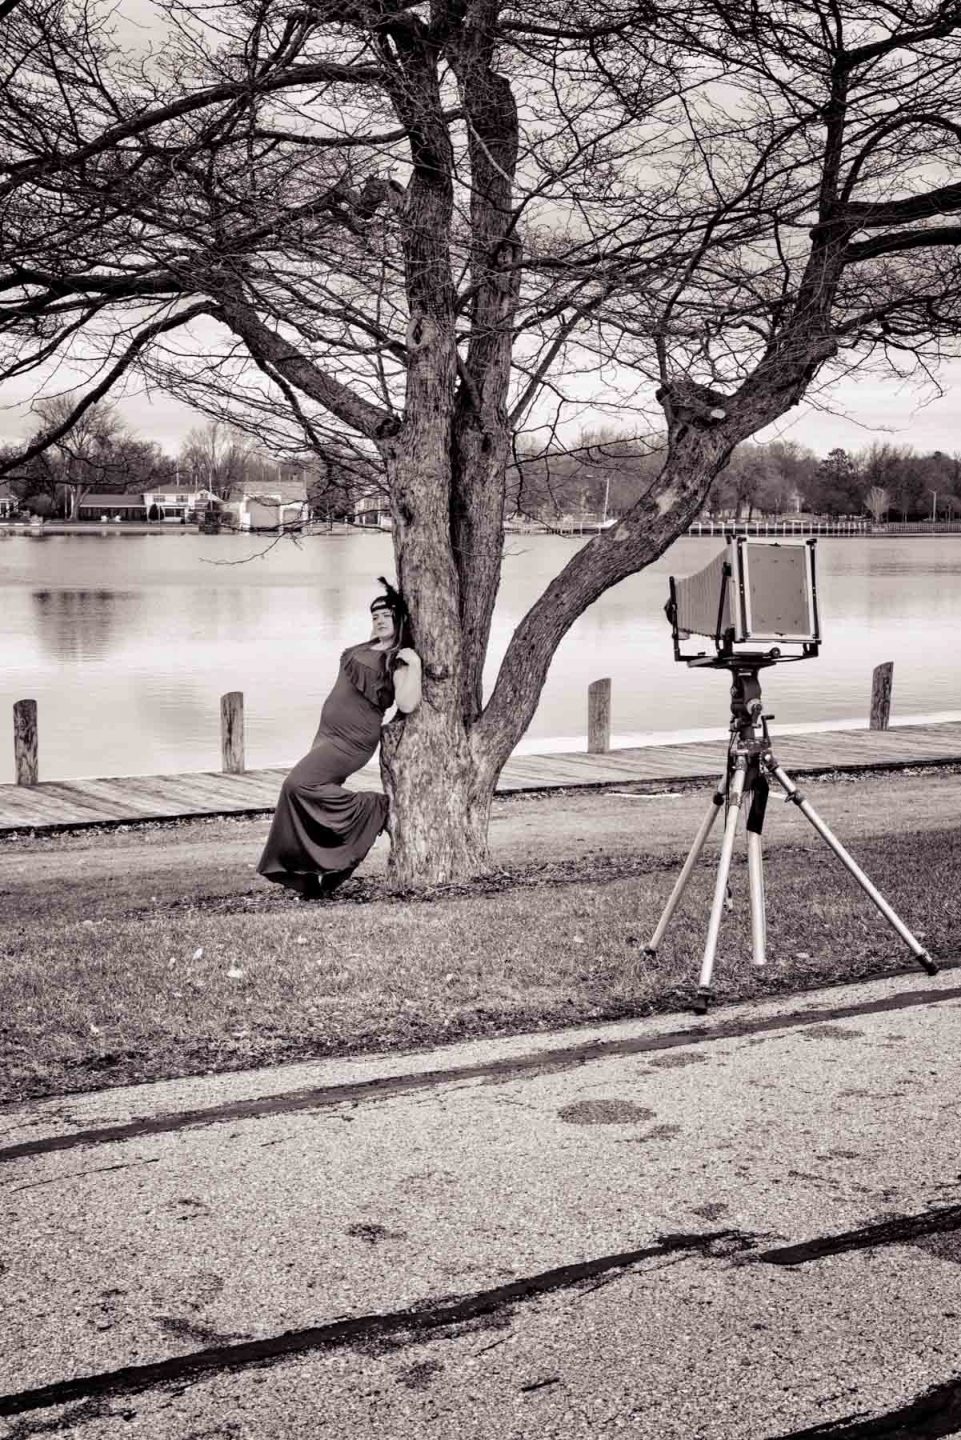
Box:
[842,8,961,68]
[0,59,384,199]
[845,224,961,261]
[0,302,209,477]
[843,179,961,229]
[211,290,400,440]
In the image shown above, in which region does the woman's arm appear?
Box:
[392,648,422,713]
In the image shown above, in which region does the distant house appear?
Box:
[77,493,148,521]
[218,476,309,532]
[0,483,17,519]
[351,492,392,528]
[142,487,215,522]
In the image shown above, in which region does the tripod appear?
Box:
[644,660,939,1014]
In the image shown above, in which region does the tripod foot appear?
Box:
[918,950,939,977]
[692,987,713,1016]
[642,946,657,958]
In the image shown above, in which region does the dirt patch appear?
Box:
[557,1099,657,1125]
[798,1024,865,1041]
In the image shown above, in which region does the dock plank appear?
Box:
[2,722,959,834]
[55,779,193,819]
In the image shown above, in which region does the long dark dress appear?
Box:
[257,643,394,895]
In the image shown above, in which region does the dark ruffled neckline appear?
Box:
[342,644,394,709]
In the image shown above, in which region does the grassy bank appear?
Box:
[2,771,958,1105]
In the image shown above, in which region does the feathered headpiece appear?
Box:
[370,577,413,647]
[370,576,405,616]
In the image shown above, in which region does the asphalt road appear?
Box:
[3,969,961,1439]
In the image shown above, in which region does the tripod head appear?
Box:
[726,660,772,744]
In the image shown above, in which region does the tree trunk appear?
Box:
[448,14,521,721]
[379,707,494,884]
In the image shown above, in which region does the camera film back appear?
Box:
[741,542,817,642]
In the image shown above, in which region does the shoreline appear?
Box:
[4,521,961,539]
[3,711,961,792]
[511,707,961,756]
[4,718,961,835]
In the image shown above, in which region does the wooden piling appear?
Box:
[14,699,38,785]
[220,691,245,773]
[588,678,612,754]
[870,662,894,731]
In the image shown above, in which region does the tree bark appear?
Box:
[380,707,492,885]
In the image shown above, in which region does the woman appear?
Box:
[257,578,421,899]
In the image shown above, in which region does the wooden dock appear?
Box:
[2,720,960,834]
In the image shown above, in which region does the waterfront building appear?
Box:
[217,475,309,531]
[351,492,392,528]
[142,486,216,522]
[76,493,149,521]
[0,483,16,519]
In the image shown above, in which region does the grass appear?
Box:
[2,800,958,1103]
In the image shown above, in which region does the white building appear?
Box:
[142,487,216,522]
[217,476,309,532]
[351,492,392,528]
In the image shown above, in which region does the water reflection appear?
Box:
[30,589,136,664]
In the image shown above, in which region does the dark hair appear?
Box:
[370,576,413,651]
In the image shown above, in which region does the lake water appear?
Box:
[1,530,960,784]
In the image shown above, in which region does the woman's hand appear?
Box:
[394,647,421,668]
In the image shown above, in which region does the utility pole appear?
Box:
[931,490,938,522]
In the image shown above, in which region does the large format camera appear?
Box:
[666,535,819,667]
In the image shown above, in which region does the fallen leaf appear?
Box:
[193,947,204,961]
[226,966,245,980]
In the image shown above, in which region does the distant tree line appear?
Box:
[0,407,355,520]
[4,403,959,526]
[509,436,961,524]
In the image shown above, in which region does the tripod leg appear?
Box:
[765,760,938,976]
[695,758,749,1013]
[644,769,728,956]
[745,776,769,968]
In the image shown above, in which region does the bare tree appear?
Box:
[4,1,961,881]
[29,398,129,519]
[179,421,256,498]
[866,484,890,523]
[860,441,926,519]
